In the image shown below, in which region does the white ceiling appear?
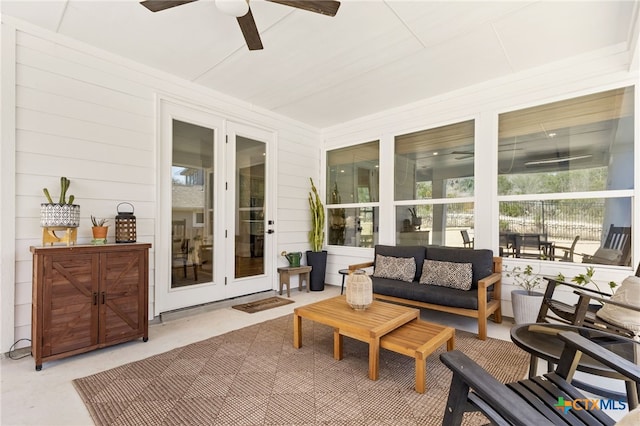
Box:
[1,0,638,128]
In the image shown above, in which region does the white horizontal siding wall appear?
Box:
[2,20,320,352]
[321,45,639,318]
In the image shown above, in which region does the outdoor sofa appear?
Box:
[349,244,502,340]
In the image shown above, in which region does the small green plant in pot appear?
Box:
[90,215,109,242]
[504,264,545,324]
[306,178,327,291]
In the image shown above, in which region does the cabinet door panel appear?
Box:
[43,254,99,356]
[100,250,145,343]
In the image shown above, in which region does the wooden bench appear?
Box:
[277,266,312,297]
[380,319,455,393]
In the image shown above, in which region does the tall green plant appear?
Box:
[42,177,75,204]
[308,178,325,252]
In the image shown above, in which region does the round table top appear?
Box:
[339,268,364,275]
[511,323,639,379]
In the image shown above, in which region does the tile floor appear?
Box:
[0,284,628,425]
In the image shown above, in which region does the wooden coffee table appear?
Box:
[293,295,419,380]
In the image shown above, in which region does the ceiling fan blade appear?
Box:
[237,8,263,51]
[266,0,340,17]
[140,0,198,13]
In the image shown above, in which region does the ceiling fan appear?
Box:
[140,0,341,51]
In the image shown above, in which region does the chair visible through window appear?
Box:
[172,219,198,281]
[460,229,473,248]
[554,235,580,262]
[582,224,631,266]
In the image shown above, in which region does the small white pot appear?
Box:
[511,289,544,324]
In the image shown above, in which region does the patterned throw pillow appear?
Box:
[419,260,473,290]
[372,254,416,282]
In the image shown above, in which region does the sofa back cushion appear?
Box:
[425,246,494,289]
[374,245,426,282]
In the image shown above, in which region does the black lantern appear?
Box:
[115,202,136,243]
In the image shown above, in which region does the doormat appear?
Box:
[231,296,294,313]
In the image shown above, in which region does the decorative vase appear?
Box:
[511,290,544,324]
[40,203,80,227]
[346,271,373,311]
[306,250,327,291]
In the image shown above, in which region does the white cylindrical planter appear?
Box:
[511,290,544,324]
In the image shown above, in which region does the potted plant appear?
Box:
[504,264,545,324]
[408,207,422,230]
[306,178,326,291]
[90,215,109,242]
[40,177,80,228]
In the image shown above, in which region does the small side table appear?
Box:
[277,266,312,297]
[339,268,365,295]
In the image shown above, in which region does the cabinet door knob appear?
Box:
[93,293,98,306]
[101,292,106,304]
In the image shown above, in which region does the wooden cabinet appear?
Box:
[30,243,151,370]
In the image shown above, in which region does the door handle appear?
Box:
[267,229,274,234]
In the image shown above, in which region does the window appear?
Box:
[326,141,379,248]
[498,87,634,266]
[394,120,475,247]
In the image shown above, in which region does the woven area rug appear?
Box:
[73,315,529,425]
[231,297,294,313]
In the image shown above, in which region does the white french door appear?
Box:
[224,122,274,298]
[156,101,275,315]
[156,100,227,314]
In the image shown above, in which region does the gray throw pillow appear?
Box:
[372,254,416,282]
[420,259,473,290]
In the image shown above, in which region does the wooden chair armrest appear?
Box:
[557,331,640,383]
[572,291,640,312]
[348,261,374,272]
[439,351,553,425]
[543,277,611,297]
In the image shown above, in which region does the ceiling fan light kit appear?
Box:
[215,0,249,17]
[140,0,341,51]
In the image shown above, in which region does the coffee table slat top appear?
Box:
[294,296,419,337]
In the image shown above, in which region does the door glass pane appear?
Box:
[236,137,265,278]
[171,120,214,288]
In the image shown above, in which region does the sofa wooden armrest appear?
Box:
[348,261,374,272]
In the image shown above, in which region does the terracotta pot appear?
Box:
[92,226,108,240]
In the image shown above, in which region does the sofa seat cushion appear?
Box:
[372,277,480,310]
[426,246,493,290]
[420,259,473,290]
[373,254,416,282]
[374,245,426,282]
